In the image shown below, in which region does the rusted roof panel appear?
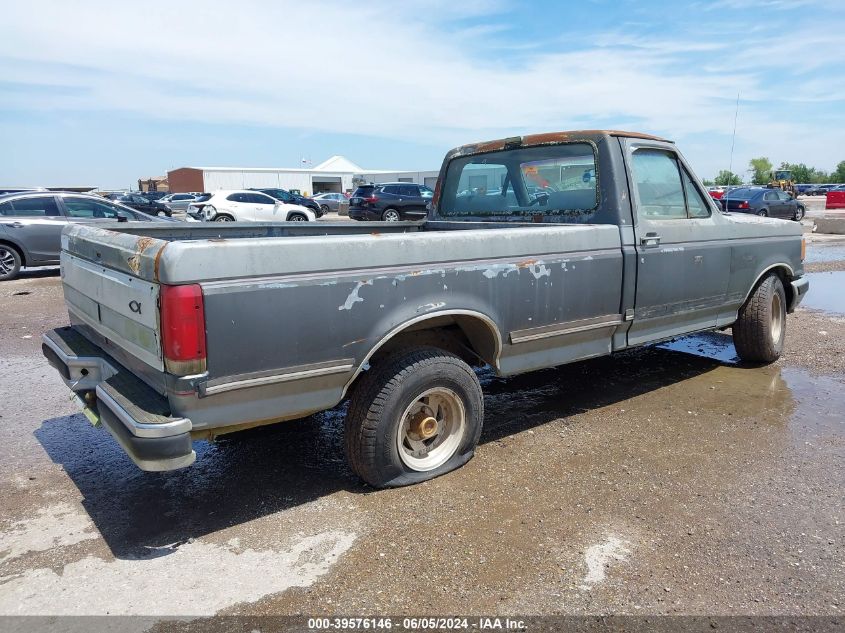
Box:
[450,130,671,158]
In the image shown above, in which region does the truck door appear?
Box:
[624,143,732,346]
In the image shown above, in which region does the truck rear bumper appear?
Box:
[789,276,810,313]
[42,327,196,472]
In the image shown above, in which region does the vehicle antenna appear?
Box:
[728,92,740,184]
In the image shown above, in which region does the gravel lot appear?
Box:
[0,207,843,625]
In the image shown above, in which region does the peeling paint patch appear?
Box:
[0,503,98,564]
[0,530,356,616]
[338,280,373,311]
[579,536,631,590]
[661,247,685,253]
[482,263,519,279]
[416,302,446,313]
[527,262,551,279]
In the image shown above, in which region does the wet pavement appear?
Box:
[0,241,844,620]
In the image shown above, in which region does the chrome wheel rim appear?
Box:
[397,387,466,471]
[0,247,15,275]
[290,215,306,222]
[214,215,233,222]
[771,292,784,343]
[384,210,400,222]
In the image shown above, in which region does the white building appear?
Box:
[167,156,439,196]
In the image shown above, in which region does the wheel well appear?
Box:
[0,240,25,266]
[345,314,500,396]
[748,265,793,308]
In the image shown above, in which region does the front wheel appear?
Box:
[320,205,329,213]
[732,274,787,363]
[214,214,234,222]
[344,347,484,487]
[382,208,401,222]
[288,213,307,222]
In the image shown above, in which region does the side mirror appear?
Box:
[116,213,128,223]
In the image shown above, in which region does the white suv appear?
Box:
[189,190,316,222]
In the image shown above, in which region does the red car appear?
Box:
[708,186,725,199]
[825,185,845,209]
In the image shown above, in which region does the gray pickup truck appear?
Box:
[42,130,809,487]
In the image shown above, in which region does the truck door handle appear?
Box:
[640,232,661,247]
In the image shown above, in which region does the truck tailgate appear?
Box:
[61,228,164,371]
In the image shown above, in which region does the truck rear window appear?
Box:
[438,142,598,219]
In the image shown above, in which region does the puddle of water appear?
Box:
[802,271,845,314]
[657,331,739,364]
[804,244,845,264]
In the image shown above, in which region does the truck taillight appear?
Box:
[160,284,207,375]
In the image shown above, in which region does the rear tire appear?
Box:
[213,214,235,222]
[344,346,484,488]
[382,208,401,222]
[320,205,329,213]
[793,205,805,221]
[732,274,787,363]
[0,244,22,281]
[757,208,769,217]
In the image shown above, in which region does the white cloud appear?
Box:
[1,0,843,177]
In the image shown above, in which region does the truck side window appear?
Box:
[631,150,686,219]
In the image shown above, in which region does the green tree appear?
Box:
[748,157,772,185]
[832,160,845,183]
[701,178,715,186]
[714,170,742,186]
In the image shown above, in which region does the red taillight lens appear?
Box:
[364,195,379,204]
[738,201,749,209]
[160,284,207,375]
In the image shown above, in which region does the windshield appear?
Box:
[439,143,598,218]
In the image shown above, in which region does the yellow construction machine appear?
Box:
[768,169,796,196]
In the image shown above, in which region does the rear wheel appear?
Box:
[0,244,22,281]
[793,205,805,221]
[732,274,787,363]
[344,347,484,487]
[757,208,769,217]
[214,214,234,222]
[382,208,401,222]
[320,204,330,213]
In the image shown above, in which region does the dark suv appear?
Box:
[250,188,322,217]
[348,183,434,221]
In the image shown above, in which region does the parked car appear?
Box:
[825,185,845,210]
[349,182,435,221]
[0,191,173,281]
[41,130,808,487]
[249,188,322,216]
[707,186,725,199]
[159,193,199,213]
[720,187,805,220]
[186,190,315,222]
[806,184,834,196]
[110,193,171,217]
[312,192,347,213]
[794,184,812,196]
[140,191,169,201]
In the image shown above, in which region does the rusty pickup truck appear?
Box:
[43,130,809,487]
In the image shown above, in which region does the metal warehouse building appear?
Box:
[167,156,439,195]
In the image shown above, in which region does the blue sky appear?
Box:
[2,0,844,188]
